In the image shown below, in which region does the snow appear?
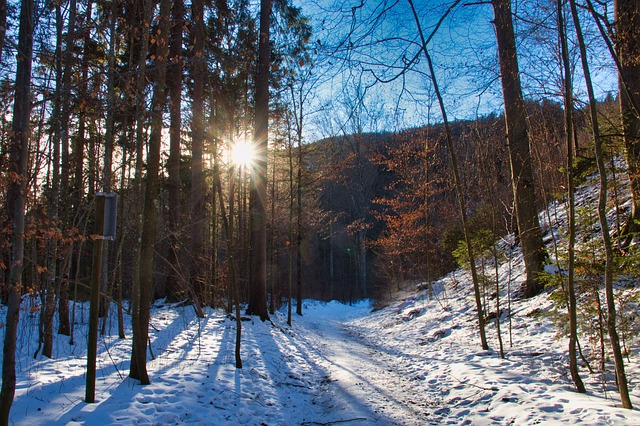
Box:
[3,285,639,425]
[2,168,640,425]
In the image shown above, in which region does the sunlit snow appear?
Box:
[1,167,639,425]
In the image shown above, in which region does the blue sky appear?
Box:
[293,0,618,141]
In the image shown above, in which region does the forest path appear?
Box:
[289,307,442,425]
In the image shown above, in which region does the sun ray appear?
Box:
[230,140,255,168]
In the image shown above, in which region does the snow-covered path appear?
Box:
[294,313,435,425]
[7,300,440,426]
[4,296,640,425]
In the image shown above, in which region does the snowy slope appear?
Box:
[2,280,639,425]
[1,166,640,425]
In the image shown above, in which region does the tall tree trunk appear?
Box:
[57,0,77,337]
[558,0,586,393]
[96,0,118,336]
[190,0,206,313]
[130,0,170,385]
[615,0,640,239]
[216,165,242,368]
[46,0,64,349]
[129,0,153,383]
[570,0,633,409]
[269,146,276,315]
[116,148,130,339]
[74,1,93,212]
[296,137,303,315]
[328,189,334,299]
[288,135,294,325]
[408,0,488,350]
[102,0,116,194]
[0,0,34,420]
[246,0,272,321]
[166,0,184,301]
[492,0,545,298]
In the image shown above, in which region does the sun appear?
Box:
[230,140,255,168]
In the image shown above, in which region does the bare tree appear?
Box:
[569,0,632,409]
[492,0,546,298]
[247,0,272,321]
[166,0,185,301]
[131,0,170,384]
[557,0,585,393]
[0,0,34,420]
[408,0,488,350]
[190,0,207,314]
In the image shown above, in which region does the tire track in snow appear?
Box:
[298,316,443,425]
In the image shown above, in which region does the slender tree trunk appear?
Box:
[288,136,294,326]
[570,0,633,409]
[0,0,34,420]
[492,0,545,298]
[129,0,153,383]
[216,167,242,368]
[296,100,303,315]
[247,0,272,321]
[493,245,504,358]
[102,0,116,195]
[97,0,118,336]
[57,0,77,336]
[116,149,129,340]
[130,0,170,385]
[329,189,334,299]
[210,114,219,307]
[45,0,64,351]
[74,1,93,211]
[190,0,206,313]
[166,0,184,301]
[423,138,432,291]
[408,0,488,350]
[269,147,276,315]
[558,0,586,393]
[103,9,117,209]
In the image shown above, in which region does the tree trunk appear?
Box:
[100,0,117,323]
[57,0,77,337]
[615,0,640,239]
[408,0,488,350]
[288,135,294,325]
[493,245,504,359]
[190,0,206,313]
[166,0,184,301]
[492,0,545,298]
[116,149,129,340]
[0,0,34,420]
[129,0,153,383]
[558,0,586,392]
[570,0,633,409]
[130,0,170,385]
[246,0,272,321]
[216,165,242,369]
[47,0,64,347]
[296,119,303,314]
[269,147,276,316]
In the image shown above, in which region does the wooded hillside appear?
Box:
[1,0,638,417]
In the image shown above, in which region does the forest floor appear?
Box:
[3,279,640,425]
[3,169,640,425]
